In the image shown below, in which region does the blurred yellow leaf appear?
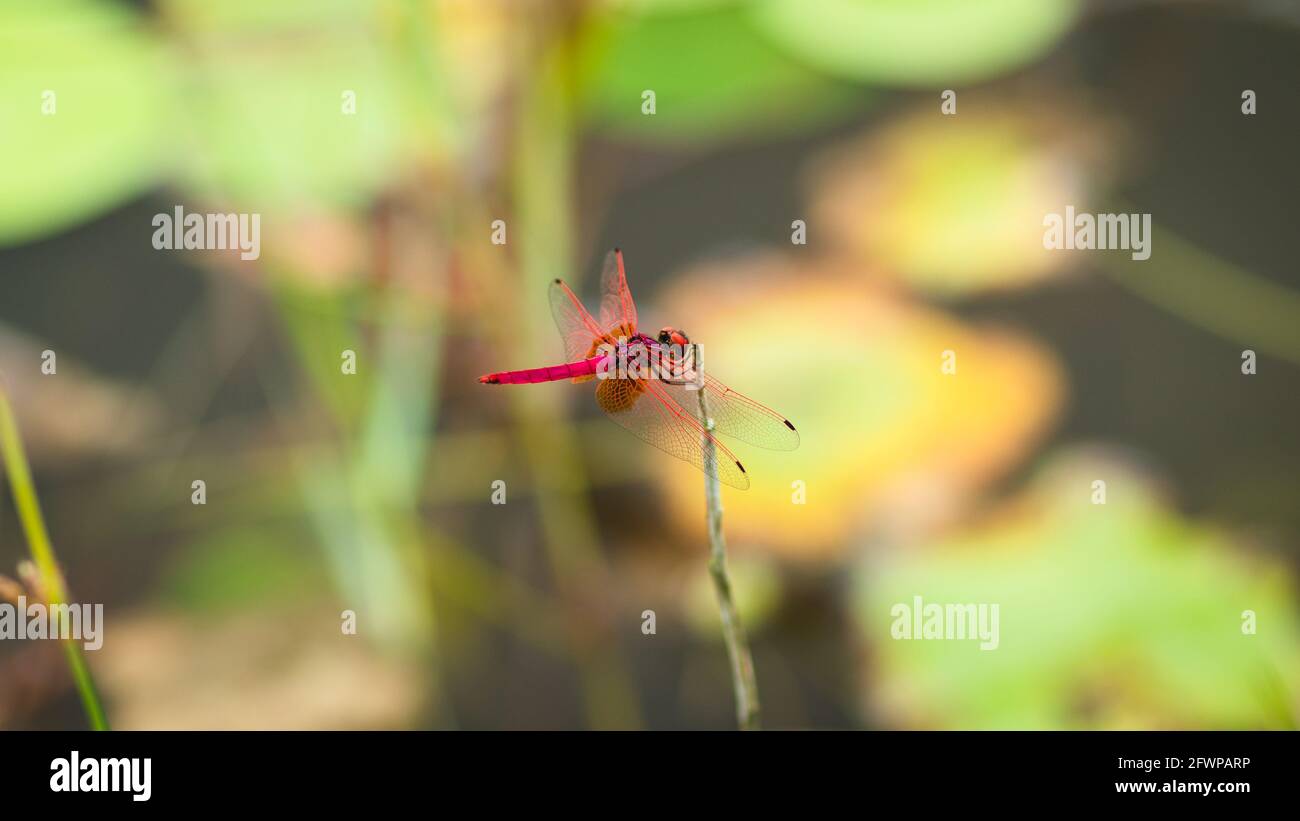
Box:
[651,252,1064,560]
[809,100,1113,294]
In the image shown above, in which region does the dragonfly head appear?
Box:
[657,327,690,347]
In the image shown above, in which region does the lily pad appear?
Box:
[652,252,1065,559]
[583,3,864,144]
[858,450,1300,728]
[753,0,1080,87]
[0,0,171,244]
[809,100,1111,294]
[166,0,410,212]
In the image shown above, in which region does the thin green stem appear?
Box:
[1097,219,1300,364]
[0,383,109,730]
[693,345,761,730]
[510,18,642,730]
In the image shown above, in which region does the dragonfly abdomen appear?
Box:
[479,355,606,385]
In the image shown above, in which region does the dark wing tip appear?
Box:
[736,461,746,473]
[783,419,796,431]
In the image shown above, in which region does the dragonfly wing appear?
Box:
[549,278,605,362]
[598,249,638,336]
[596,377,750,490]
[655,373,800,451]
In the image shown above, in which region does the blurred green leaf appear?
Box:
[654,254,1063,559]
[0,0,171,244]
[583,3,864,143]
[168,0,414,212]
[272,282,376,430]
[159,525,326,614]
[858,452,1300,728]
[753,0,1079,87]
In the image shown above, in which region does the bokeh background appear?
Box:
[2,0,1298,729]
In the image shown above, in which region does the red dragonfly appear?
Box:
[479,249,798,489]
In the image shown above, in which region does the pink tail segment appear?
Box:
[479,355,606,385]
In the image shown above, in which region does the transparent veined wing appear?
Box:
[597,248,638,337]
[655,372,799,451]
[594,376,750,490]
[548,278,605,362]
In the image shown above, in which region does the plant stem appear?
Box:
[1097,220,1300,365]
[0,384,110,730]
[510,18,643,729]
[693,345,761,730]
